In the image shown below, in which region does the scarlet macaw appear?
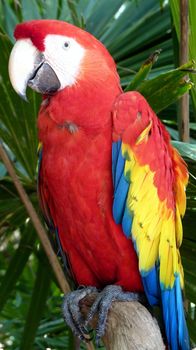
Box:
[8,20,190,349]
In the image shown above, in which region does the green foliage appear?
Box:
[0,0,195,349]
[125,50,162,91]
[20,258,52,350]
[0,223,36,312]
[126,59,194,113]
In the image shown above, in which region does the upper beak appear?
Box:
[8,38,60,101]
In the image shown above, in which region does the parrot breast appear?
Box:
[38,83,143,292]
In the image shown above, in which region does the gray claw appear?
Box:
[62,284,144,345]
[62,286,97,340]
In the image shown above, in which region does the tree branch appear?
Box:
[179,0,189,142]
[80,293,165,350]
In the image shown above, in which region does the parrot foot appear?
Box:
[62,286,97,341]
[62,285,144,345]
[85,285,144,345]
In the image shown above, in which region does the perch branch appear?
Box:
[80,293,165,350]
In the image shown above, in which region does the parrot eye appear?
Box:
[63,41,70,49]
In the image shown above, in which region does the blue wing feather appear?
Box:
[142,266,160,305]
[121,206,132,238]
[112,141,130,225]
[112,140,126,190]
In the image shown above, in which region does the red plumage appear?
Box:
[38,75,143,292]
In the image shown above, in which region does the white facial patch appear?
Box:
[44,34,85,89]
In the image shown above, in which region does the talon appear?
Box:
[84,334,94,342]
[62,286,97,340]
[62,284,143,343]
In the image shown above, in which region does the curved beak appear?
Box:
[8,38,60,101]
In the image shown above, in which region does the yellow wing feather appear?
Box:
[122,142,186,289]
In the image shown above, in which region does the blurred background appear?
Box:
[0,0,195,349]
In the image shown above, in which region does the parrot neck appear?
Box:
[38,73,122,143]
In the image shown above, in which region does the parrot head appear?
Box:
[9,20,119,101]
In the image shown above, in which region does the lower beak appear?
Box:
[8,38,60,101]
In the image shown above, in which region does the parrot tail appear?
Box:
[161,275,190,350]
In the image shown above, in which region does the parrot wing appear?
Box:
[112,91,190,350]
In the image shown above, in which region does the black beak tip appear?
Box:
[19,92,28,102]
